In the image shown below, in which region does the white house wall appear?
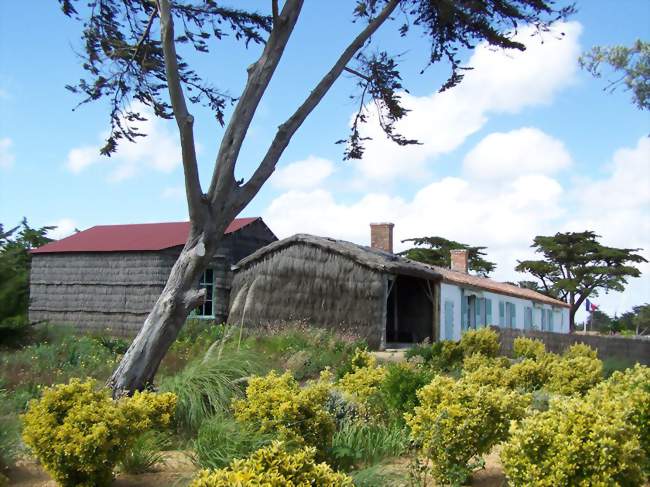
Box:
[439,282,569,341]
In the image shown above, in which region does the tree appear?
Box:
[0,220,53,344]
[516,231,647,332]
[579,40,650,111]
[59,0,575,396]
[400,236,496,276]
[631,303,650,336]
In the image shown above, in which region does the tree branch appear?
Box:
[158,0,205,224]
[207,0,304,210]
[237,0,400,208]
[272,0,279,26]
[343,65,371,82]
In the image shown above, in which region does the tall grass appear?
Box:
[159,346,261,434]
[193,415,276,469]
[330,420,409,470]
[119,431,171,474]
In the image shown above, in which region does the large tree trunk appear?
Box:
[568,292,576,333]
[108,226,217,397]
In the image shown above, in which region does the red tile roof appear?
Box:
[31,218,260,254]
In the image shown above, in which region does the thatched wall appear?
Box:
[228,243,386,348]
[29,219,277,335]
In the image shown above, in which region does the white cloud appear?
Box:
[0,137,15,169]
[352,21,582,184]
[64,102,181,181]
[271,156,335,190]
[463,127,572,180]
[47,218,78,240]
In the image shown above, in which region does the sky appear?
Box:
[1,1,649,323]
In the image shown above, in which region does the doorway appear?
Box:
[386,276,434,344]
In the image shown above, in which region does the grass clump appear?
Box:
[119,430,171,474]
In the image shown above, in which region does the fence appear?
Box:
[496,327,650,365]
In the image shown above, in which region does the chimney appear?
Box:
[370,223,394,253]
[450,249,469,273]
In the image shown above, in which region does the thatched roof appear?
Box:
[234,234,443,281]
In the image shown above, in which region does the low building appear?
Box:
[29,218,276,335]
[228,223,570,348]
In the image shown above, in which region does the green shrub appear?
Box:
[547,354,603,395]
[512,337,546,360]
[459,328,500,358]
[233,371,335,457]
[0,390,20,476]
[461,353,510,388]
[337,355,387,417]
[21,379,176,487]
[505,358,550,391]
[119,430,170,474]
[323,389,365,428]
[502,391,646,486]
[563,342,598,360]
[194,415,276,470]
[380,362,434,416]
[406,375,528,485]
[405,340,463,372]
[404,342,435,364]
[330,420,408,471]
[189,441,353,486]
[159,348,260,434]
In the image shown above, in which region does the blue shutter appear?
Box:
[444,301,454,340]
[548,310,554,332]
[541,308,547,331]
[475,298,482,328]
[486,299,492,325]
[461,294,468,331]
[524,307,532,330]
[499,301,505,327]
[512,304,517,328]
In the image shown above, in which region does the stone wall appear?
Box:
[496,327,650,365]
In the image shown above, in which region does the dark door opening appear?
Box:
[386,276,434,344]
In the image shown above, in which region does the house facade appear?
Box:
[228,223,569,348]
[29,218,276,335]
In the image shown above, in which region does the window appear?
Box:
[444,300,454,340]
[548,310,555,332]
[524,306,533,330]
[486,299,493,325]
[505,302,516,328]
[499,301,505,327]
[196,268,215,317]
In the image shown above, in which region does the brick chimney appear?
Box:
[370,223,394,253]
[450,249,469,273]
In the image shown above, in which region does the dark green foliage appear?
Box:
[580,40,650,110]
[330,420,409,471]
[400,236,496,276]
[119,431,171,474]
[405,340,463,372]
[380,363,434,416]
[193,415,275,470]
[0,220,53,346]
[516,231,647,330]
[0,390,21,474]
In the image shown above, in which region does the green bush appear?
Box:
[405,340,463,371]
[459,328,500,358]
[502,390,646,486]
[506,358,550,392]
[380,362,434,416]
[330,420,408,471]
[461,353,510,387]
[337,352,387,417]
[21,379,176,487]
[233,371,335,457]
[194,415,276,470]
[547,354,603,395]
[512,337,546,360]
[189,441,353,486]
[406,375,529,485]
[563,342,598,360]
[159,348,260,434]
[119,430,170,474]
[0,390,20,476]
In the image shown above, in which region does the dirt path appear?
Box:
[6,452,197,487]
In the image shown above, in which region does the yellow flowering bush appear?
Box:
[502,385,646,486]
[563,342,598,360]
[405,375,529,485]
[505,358,550,392]
[547,353,603,395]
[337,363,387,408]
[459,328,500,357]
[232,371,335,455]
[21,378,176,487]
[512,337,546,360]
[461,353,510,387]
[189,441,353,486]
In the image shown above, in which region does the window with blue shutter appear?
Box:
[444,300,454,340]
[524,307,533,330]
[499,301,505,327]
[548,310,555,332]
[541,308,547,331]
[461,294,468,331]
[486,299,492,325]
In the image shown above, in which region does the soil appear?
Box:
[6,451,197,487]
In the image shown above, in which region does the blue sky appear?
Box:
[1,1,649,322]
